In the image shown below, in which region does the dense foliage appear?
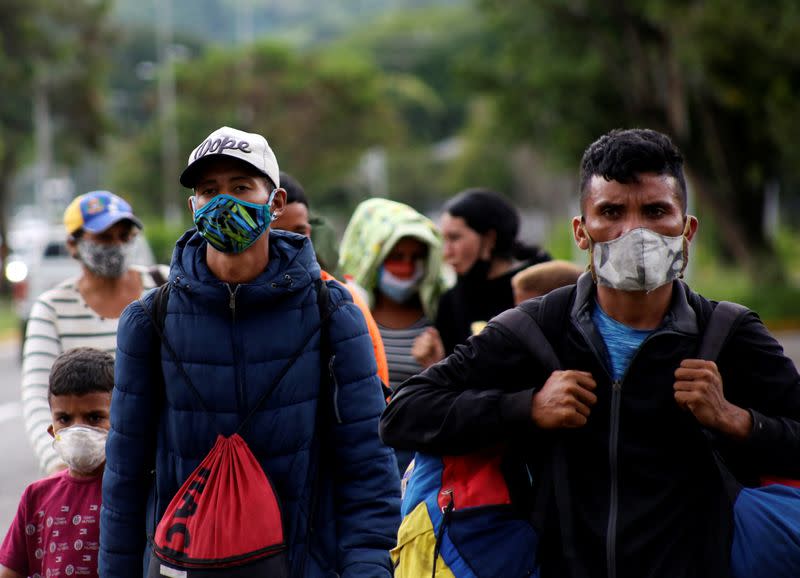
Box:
[475,0,800,279]
[5,0,800,286]
[0,0,111,267]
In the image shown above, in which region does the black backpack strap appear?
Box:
[137,278,339,435]
[695,301,751,503]
[150,282,171,335]
[495,285,585,578]
[138,286,218,431]
[315,277,332,373]
[697,301,750,361]
[492,307,562,373]
[491,284,576,370]
[534,284,575,340]
[300,277,337,575]
[138,283,173,543]
[237,278,337,435]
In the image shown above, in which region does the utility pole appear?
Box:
[33,72,53,214]
[236,0,256,125]
[155,0,181,223]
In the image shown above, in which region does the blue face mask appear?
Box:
[377,263,425,304]
[192,192,277,254]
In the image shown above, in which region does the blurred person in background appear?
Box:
[512,259,584,305]
[338,199,449,472]
[273,171,390,391]
[339,198,448,394]
[21,191,167,474]
[413,188,551,367]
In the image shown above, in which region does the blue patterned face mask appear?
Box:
[192,192,277,254]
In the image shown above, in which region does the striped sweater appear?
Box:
[378,316,430,392]
[21,265,168,474]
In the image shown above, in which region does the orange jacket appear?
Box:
[321,270,390,391]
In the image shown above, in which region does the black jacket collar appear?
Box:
[571,273,699,337]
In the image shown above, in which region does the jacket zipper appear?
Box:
[227,284,243,415]
[602,330,678,578]
[606,379,621,578]
[328,355,342,424]
[574,321,621,578]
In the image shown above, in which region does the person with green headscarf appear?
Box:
[339,198,450,398]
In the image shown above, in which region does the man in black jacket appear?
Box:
[380,128,800,578]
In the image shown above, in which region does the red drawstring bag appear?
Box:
[147,434,289,577]
[141,280,335,578]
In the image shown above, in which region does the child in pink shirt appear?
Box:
[0,348,113,578]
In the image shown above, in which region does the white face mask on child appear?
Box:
[53,425,108,474]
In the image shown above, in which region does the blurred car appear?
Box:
[4,220,157,339]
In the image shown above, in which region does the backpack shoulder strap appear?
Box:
[238,280,338,434]
[300,277,338,573]
[493,283,575,372]
[138,284,218,430]
[314,277,334,383]
[695,301,751,502]
[534,284,575,340]
[697,301,750,361]
[492,307,562,373]
[315,277,331,331]
[150,282,171,335]
[493,285,584,573]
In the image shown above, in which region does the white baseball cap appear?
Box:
[180,126,280,189]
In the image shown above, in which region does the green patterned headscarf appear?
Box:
[338,198,450,319]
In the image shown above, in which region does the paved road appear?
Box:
[0,339,39,532]
[2,331,800,533]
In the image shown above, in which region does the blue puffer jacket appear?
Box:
[100,229,401,577]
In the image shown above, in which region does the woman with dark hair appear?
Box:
[413,188,550,366]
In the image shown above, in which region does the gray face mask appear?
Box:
[588,225,688,292]
[77,238,135,278]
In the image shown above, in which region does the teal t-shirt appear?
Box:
[592,301,654,381]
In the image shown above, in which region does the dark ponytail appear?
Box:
[444,188,548,262]
[511,240,550,264]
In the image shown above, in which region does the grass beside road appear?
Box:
[0,297,19,341]
[690,265,800,331]
[690,227,800,330]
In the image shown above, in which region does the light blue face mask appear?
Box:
[377,263,425,303]
[192,192,277,254]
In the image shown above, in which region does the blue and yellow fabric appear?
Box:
[392,450,539,578]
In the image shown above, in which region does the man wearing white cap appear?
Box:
[100,127,400,577]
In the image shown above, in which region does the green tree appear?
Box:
[112,0,464,47]
[109,40,403,220]
[331,4,482,142]
[475,0,800,281]
[0,0,112,265]
[328,4,494,206]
